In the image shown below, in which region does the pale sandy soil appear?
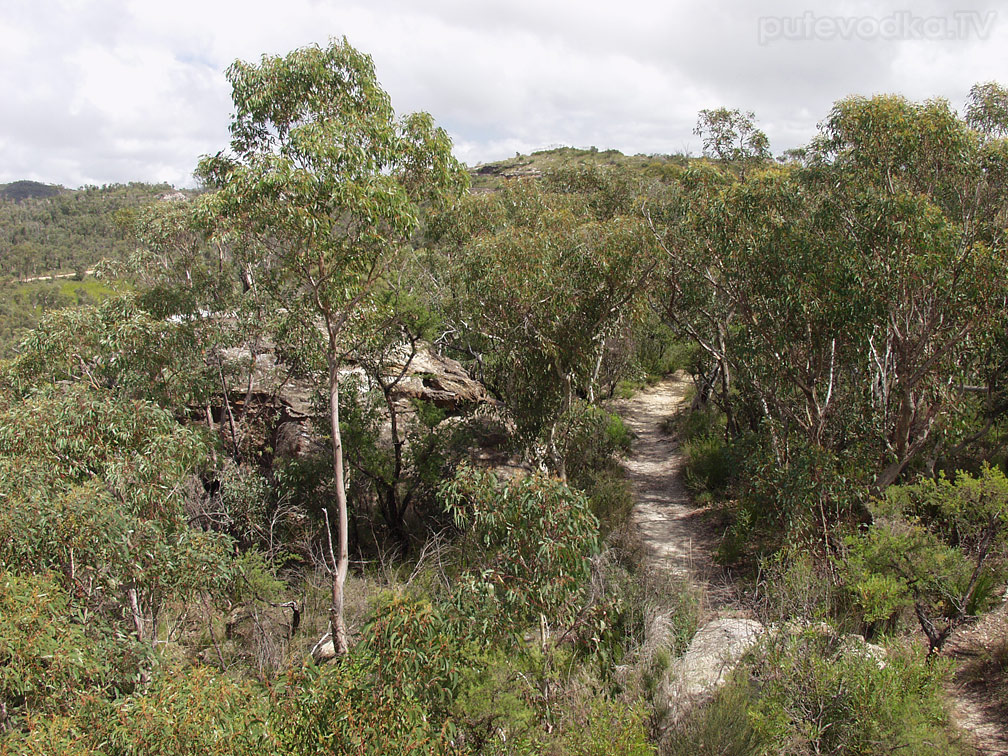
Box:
[615,373,1008,752]
[611,372,733,607]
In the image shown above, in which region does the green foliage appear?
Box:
[563,402,633,486]
[0,379,239,712]
[657,89,1008,538]
[0,572,116,726]
[0,276,118,359]
[581,469,636,537]
[4,294,211,410]
[446,174,653,473]
[663,682,764,756]
[694,107,770,174]
[967,81,1008,137]
[682,434,733,501]
[84,667,275,756]
[746,632,963,756]
[575,554,701,673]
[277,594,462,755]
[211,461,270,545]
[449,649,540,751]
[547,697,655,756]
[197,39,467,330]
[0,181,177,280]
[442,466,600,637]
[755,548,836,625]
[0,383,209,520]
[841,465,1008,649]
[12,667,276,755]
[723,441,863,561]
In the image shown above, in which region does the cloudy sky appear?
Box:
[2,0,1007,188]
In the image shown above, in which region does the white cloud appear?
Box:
[1,0,1006,187]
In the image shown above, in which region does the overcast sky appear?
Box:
[2,0,1007,188]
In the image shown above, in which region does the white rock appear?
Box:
[665,617,765,703]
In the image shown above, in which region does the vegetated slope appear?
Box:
[0,275,118,359]
[0,182,185,356]
[468,145,690,192]
[0,180,64,202]
[0,181,188,279]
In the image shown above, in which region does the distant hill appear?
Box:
[468,146,691,192]
[0,180,66,202]
[0,181,190,280]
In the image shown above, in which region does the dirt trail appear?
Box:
[613,374,1008,751]
[945,602,1008,755]
[612,373,729,604]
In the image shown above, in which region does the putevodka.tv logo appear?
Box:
[757,10,997,45]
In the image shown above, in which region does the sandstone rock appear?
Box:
[663,617,765,713]
[839,632,887,669]
[273,420,324,459]
[388,345,493,410]
[311,633,337,662]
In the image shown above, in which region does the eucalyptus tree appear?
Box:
[196,39,466,654]
[805,93,1008,488]
[656,93,1008,542]
[449,171,654,479]
[694,107,770,179]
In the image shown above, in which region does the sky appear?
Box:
[2,0,1007,188]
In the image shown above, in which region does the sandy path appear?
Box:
[612,373,729,602]
[946,602,1008,755]
[614,375,1008,750]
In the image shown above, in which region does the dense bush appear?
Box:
[841,465,1008,650]
[746,631,964,756]
[442,465,600,638]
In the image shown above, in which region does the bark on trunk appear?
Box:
[550,372,573,482]
[327,354,350,656]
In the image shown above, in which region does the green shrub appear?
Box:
[79,667,276,756]
[682,434,733,500]
[632,318,696,379]
[583,469,636,537]
[755,548,835,625]
[575,552,702,678]
[677,403,725,442]
[840,465,1008,651]
[450,649,540,753]
[746,632,965,756]
[563,403,633,487]
[724,440,863,562]
[0,572,117,727]
[442,466,600,638]
[548,696,655,755]
[663,681,764,756]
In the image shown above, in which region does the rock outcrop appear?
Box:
[663,617,765,714]
[385,346,493,410]
[660,616,889,723]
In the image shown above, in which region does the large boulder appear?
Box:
[387,345,493,410]
[663,617,765,716]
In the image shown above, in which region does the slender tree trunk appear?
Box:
[127,586,144,642]
[327,353,350,656]
[549,372,573,482]
[587,345,604,404]
[717,326,734,439]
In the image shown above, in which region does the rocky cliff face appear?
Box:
[218,341,495,463]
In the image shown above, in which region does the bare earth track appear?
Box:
[614,373,1007,752]
[946,602,1008,755]
[612,373,730,606]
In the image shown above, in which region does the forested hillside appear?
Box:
[0,182,188,357]
[1,40,1007,756]
[0,181,186,279]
